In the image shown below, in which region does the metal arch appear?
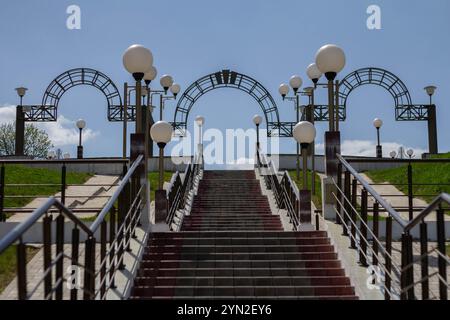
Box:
[337,67,425,121]
[26,68,123,122]
[172,70,281,136]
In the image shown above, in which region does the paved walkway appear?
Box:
[7,175,120,222]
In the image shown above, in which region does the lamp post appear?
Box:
[312,44,346,178]
[195,116,205,159]
[406,148,414,220]
[424,85,437,105]
[252,115,262,148]
[293,121,317,228]
[14,87,28,156]
[144,66,158,157]
[159,75,174,120]
[424,85,438,154]
[150,121,173,222]
[373,118,383,158]
[315,44,346,132]
[76,119,86,159]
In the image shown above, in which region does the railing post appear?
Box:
[407,163,413,221]
[0,164,5,222]
[359,188,368,266]
[419,222,429,300]
[61,164,67,205]
[17,239,27,300]
[436,206,447,300]
[109,206,117,289]
[372,202,379,266]
[43,215,52,299]
[83,236,96,300]
[401,232,414,300]
[55,214,64,300]
[336,163,342,225]
[350,178,357,249]
[385,216,392,300]
[343,170,351,236]
[70,227,80,300]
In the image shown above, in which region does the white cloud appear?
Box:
[0,104,99,147]
[316,140,427,158]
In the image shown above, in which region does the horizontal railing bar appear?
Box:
[0,158,129,164]
[345,158,450,163]
[0,198,93,253]
[405,193,450,232]
[90,155,143,232]
[337,154,408,229]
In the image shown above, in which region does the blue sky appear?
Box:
[0,0,449,160]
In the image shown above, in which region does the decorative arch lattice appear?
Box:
[172,69,287,136]
[24,68,123,122]
[337,67,430,121]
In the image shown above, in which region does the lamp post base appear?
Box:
[155,189,168,223]
[77,146,83,159]
[376,145,382,158]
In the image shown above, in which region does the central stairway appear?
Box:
[131,170,357,299]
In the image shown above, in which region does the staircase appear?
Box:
[131,170,357,299]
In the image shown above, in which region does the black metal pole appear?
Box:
[427,105,438,154]
[327,79,335,132]
[376,127,382,158]
[77,128,83,159]
[296,95,300,181]
[15,103,25,157]
[159,94,163,121]
[407,162,413,220]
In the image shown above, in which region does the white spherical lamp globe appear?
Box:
[144,66,158,82]
[293,121,316,145]
[150,121,173,144]
[306,63,323,83]
[406,149,414,157]
[76,119,86,129]
[373,118,383,129]
[63,153,70,159]
[160,74,174,90]
[170,83,181,96]
[122,44,153,77]
[195,115,205,126]
[253,115,263,126]
[289,75,303,91]
[315,44,346,79]
[279,83,290,97]
[390,151,397,158]
[48,151,56,159]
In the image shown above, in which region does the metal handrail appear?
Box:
[337,154,407,229]
[90,154,143,232]
[0,158,129,164]
[0,197,93,253]
[405,193,450,232]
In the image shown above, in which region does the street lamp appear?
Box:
[144,66,158,86]
[48,150,56,160]
[424,85,437,105]
[293,121,316,190]
[123,44,153,134]
[170,83,181,98]
[150,121,173,221]
[289,75,303,95]
[253,115,262,149]
[76,119,86,159]
[315,44,346,131]
[406,148,414,159]
[390,151,397,159]
[278,83,289,100]
[306,63,323,85]
[373,118,383,158]
[195,115,205,158]
[14,87,28,157]
[160,75,174,94]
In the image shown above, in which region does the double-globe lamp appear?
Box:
[373,118,383,158]
[293,121,316,190]
[314,44,346,131]
[76,119,86,159]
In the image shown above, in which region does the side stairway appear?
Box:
[131,170,357,299]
